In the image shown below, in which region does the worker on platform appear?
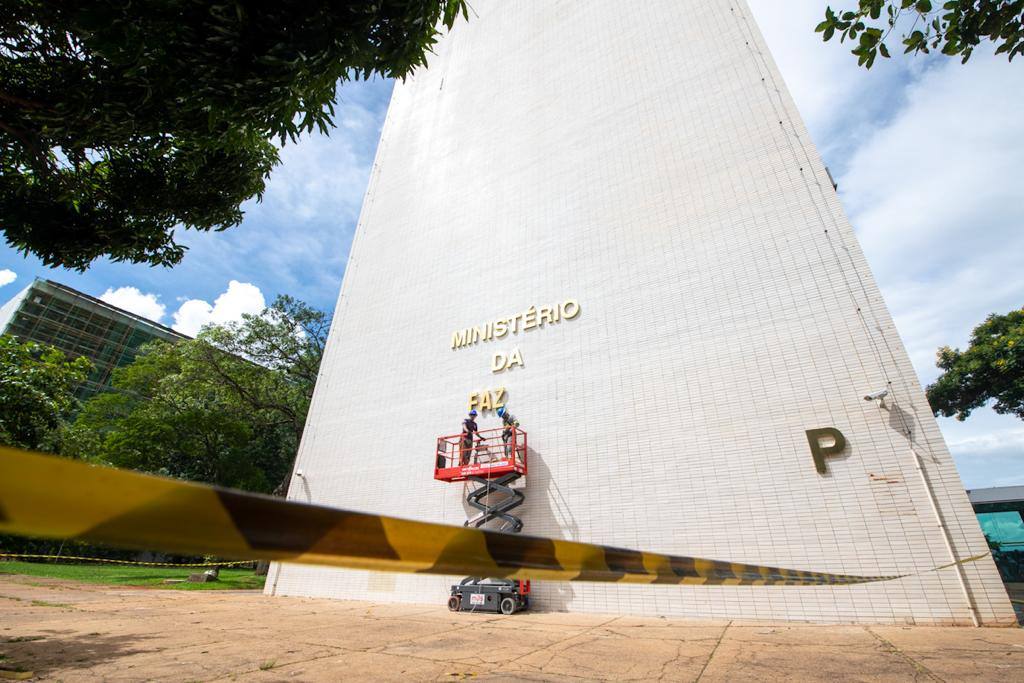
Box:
[497,406,520,459]
[461,409,480,466]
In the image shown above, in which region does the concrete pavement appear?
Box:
[1,574,1023,681]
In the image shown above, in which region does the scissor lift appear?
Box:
[435,426,530,614]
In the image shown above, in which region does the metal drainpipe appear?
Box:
[911,448,980,627]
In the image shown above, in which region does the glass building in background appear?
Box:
[969,486,1024,584]
[0,278,187,398]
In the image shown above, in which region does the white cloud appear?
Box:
[172,280,267,336]
[171,78,391,307]
[261,130,371,224]
[943,410,1024,488]
[882,266,1021,383]
[948,427,1024,458]
[837,52,1024,477]
[747,0,915,167]
[100,286,166,322]
[0,268,15,287]
[748,0,866,131]
[841,53,1024,267]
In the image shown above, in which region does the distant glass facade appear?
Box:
[969,487,1024,584]
[0,279,187,398]
[978,511,1024,548]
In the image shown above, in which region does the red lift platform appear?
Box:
[435,424,530,614]
[434,426,527,483]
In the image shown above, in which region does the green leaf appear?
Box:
[0,1,464,270]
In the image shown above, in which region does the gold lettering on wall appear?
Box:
[491,348,525,373]
[468,388,507,413]
[450,299,582,350]
[806,427,847,474]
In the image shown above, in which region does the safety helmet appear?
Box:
[468,409,478,416]
[496,406,505,417]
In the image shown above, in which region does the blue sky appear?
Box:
[0,77,393,332]
[0,1,1021,488]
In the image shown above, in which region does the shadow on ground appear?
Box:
[1,630,158,677]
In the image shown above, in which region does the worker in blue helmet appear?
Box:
[497,406,520,458]
[460,409,480,466]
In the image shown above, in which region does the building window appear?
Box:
[978,511,1024,548]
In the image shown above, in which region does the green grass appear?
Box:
[29,599,74,609]
[0,561,265,591]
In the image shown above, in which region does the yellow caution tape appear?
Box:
[0,553,251,568]
[0,445,965,587]
[929,551,992,573]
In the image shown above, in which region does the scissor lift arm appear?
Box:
[464,473,524,533]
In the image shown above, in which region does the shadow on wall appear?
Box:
[451,447,581,611]
[888,401,916,442]
[296,474,313,503]
[525,447,580,611]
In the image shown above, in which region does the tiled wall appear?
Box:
[269,0,1015,624]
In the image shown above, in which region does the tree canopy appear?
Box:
[0,335,91,450]
[926,307,1024,421]
[816,1,1024,68]
[63,295,329,494]
[0,0,467,269]
[197,295,328,445]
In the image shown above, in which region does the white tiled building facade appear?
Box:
[268,0,1015,624]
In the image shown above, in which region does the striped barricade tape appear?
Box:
[0,553,251,567]
[0,446,981,586]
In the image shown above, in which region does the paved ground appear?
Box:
[2,575,1023,682]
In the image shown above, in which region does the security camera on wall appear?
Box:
[863,389,889,403]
